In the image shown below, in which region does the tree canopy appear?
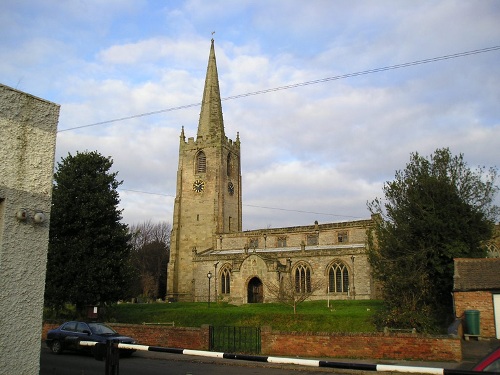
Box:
[367,148,499,332]
[45,151,132,313]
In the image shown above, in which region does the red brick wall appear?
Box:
[109,324,209,350]
[41,322,60,340]
[42,322,461,361]
[260,328,462,362]
[454,291,497,338]
[41,322,209,350]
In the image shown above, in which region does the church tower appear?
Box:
[167,39,242,301]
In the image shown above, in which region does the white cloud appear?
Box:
[2,0,500,229]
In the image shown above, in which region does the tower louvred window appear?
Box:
[196,151,206,173]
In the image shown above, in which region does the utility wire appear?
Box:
[119,188,363,219]
[57,45,500,133]
[119,188,175,197]
[112,46,500,218]
[58,103,202,133]
[220,45,500,101]
[244,204,362,219]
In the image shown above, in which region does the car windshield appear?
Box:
[88,323,117,335]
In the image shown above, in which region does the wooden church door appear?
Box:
[247,277,263,303]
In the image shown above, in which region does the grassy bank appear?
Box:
[113,300,384,332]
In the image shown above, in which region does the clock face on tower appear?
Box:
[228,181,234,195]
[193,179,205,193]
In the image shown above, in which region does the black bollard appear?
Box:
[105,339,120,375]
[93,342,106,361]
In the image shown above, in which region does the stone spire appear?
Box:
[197,39,225,141]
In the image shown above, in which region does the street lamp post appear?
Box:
[207,271,212,307]
[351,255,356,300]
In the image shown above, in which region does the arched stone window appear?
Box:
[294,263,311,293]
[196,151,206,173]
[328,261,349,293]
[220,266,231,294]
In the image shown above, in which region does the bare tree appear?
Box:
[266,273,323,314]
[129,221,171,300]
[130,220,170,251]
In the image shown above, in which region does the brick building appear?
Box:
[453,257,500,339]
[166,40,377,304]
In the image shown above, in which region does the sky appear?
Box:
[2,0,500,231]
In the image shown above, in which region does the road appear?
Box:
[39,345,335,375]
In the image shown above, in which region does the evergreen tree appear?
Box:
[45,151,132,314]
[367,148,499,332]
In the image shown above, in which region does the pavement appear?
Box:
[329,338,500,371]
[322,338,500,371]
[456,338,499,370]
[43,336,500,373]
[135,338,500,373]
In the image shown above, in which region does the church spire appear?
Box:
[197,39,225,141]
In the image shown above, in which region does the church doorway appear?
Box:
[247,277,263,303]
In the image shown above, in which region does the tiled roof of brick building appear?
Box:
[453,258,500,291]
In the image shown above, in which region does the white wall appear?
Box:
[0,84,59,375]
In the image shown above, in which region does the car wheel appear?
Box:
[50,340,63,354]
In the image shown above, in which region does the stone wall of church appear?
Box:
[217,219,372,251]
[193,251,374,304]
[191,218,376,304]
[168,133,242,302]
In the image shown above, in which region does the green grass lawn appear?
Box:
[112,300,384,332]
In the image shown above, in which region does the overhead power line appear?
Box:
[119,188,363,219]
[57,45,500,133]
[58,102,202,133]
[244,204,362,219]
[220,45,500,101]
[119,188,175,197]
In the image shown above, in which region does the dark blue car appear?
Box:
[46,321,137,357]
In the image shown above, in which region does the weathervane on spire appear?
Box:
[211,31,215,41]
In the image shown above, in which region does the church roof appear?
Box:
[453,257,500,291]
[197,39,225,142]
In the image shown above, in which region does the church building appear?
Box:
[167,40,377,304]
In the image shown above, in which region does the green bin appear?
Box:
[464,310,480,335]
